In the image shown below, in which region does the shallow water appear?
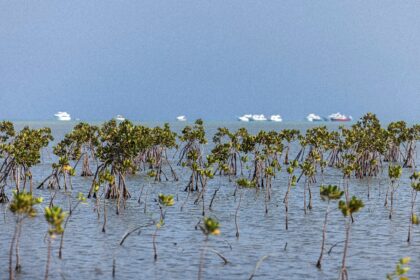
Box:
[0,121,419,280]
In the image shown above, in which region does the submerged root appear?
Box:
[105,186,131,200]
[81,169,93,177]
[81,154,93,176]
[0,189,9,203]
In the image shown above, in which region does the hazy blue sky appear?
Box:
[1,1,420,121]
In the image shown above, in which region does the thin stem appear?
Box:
[153,227,159,261]
[9,219,19,280]
[407,190,417,242]
[102,199,107,233]
[235,191,242,238]
[198,236,208,280]
[340,218,351,280]
[316,201,329,269]
[44,237,52,280]
[15,221,22,272]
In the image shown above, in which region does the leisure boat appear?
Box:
[115,115,125,121]
[269,115,282,122]
[328,112,352,122]
[176,115,187,122]
[54,112,71,121]
[250,114,267,121]
[238,114,252,122]
[306,113,324,122]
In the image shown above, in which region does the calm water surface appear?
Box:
[0,121,419,280]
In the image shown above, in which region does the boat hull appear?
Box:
[54,112,71,121]
[330,118,351,122]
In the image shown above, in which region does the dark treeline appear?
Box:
[1,113,419,280]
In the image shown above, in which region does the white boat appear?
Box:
[54,112,71,121]
[250,114,267,121]
[306,113,323,122]
[176,115,187,121]
[115,115,125,121]
[238,114,252,122]
[328,112,352,122]
[269,115,282,122]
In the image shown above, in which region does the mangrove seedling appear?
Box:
[301,160,316,214]
[403,125,420,169]
[1,125,53,194]
[338,196,364,280]
[385,121,407,163]
[198,217,221,280]
[44,206,66,280]
[146,124,179,182]
[354,114,386,179]
[178,119,207,192]
[70,123,99,176]
[8,191,43,279]
[386,165,402,219]
[0,121,15,202]
[235,177,256,196]
[407,171,420,242]
[211,127,242,177]
[194,161,215,216]
[89,120,141,201]
[153,193,174,260]
[316,185,344,269]
[283,160,298,230]
[279,129,300,165]
[386,257,410,280]
[39,123,98,189]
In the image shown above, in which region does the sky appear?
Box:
[1,1,420,122]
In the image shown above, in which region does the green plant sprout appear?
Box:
[338,196,364,280]
[153,193,174,260]
[44,206,66,280]
[386,165,403,219]
[316,185,344,269]
[386,257,410,280]
[8,191,43,279]
[407,172,420,242]
[198,217,221,280]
